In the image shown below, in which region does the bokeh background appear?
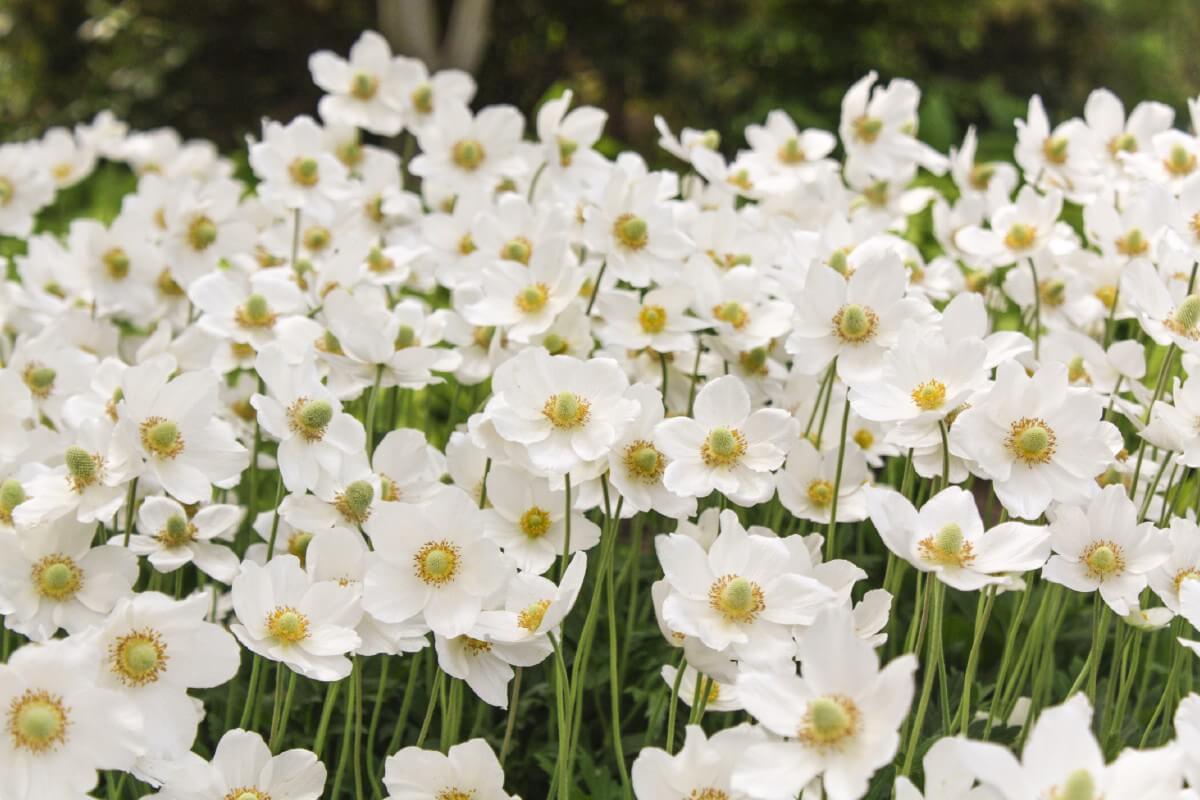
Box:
[3,0,1200,164]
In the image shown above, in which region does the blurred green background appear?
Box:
[2,0,1199,163]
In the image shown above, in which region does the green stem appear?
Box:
[824,393,852,561]
[364,364,385,457]
[957,587,995,734]
[415,669,444,749]
[901,580,944,777]
[312,679,342,758]
[499,667,523,766]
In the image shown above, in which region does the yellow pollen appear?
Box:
[542,392,591,429]
[157,269,185,297]
[1167,295,1200,338]
[335,481,375,524]
[350,72,379,100]
[713,301,750,330]
[799,695,861,750]
[1173,568,1200,595]
[515,283,550,313]
[1006,417,1056,465]
[1004,223,1038,251]
[853,116,883,144]
[413,541,461,586]
[156,514,196,547]
[452,139,486,171]
[1067,356,1091,384]
[435,790,474,800]
[557,136,578,166]
[1082,540,1125,580]
[518,599,552,632]
[739,347,769,376]
[140,416,184,459]
[411,84,434,114]
[225,788,272,800]
[235,293,277,329]
[1115,228,1148,256]
[289,157,320,187]
[266,606,310,644]
[102,247,130,280]
[287,397,333,442]
[303,225,331,252]
[613,213,649,251]
[110,629,169,686]
[7,689,69,754]
[708,574,765,623]
[519,506,552,539]
[853,428,875,450]
[64,446,101,492]
[186,215,218,251]
[777,137,806,165]
[918,523,976,568]
[22,362,55,399]
[0,177,13,206]
[807,479,834,508]
[624,440,665,482]
[690,790,730,800]
[1165,145,1197,177]
[501,236,532,265]
[832,303,878,343]
[1043,136,1069,165]
[911,379,947,411]
[638,304,668,334]
[969,162,996,191]
[701,427,747,468]
[32,555,83,601]
[1109,133,1138,156]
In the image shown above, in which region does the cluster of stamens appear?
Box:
[1082,539,1126,581]
[413,540,462,586]
[7,689,69,753]
[797,694,861,751]
[266,606,311,644]
[917,522,976,568]
[1005,417,1057,466]
[518,599,551,632]
[911,379,947,411]
[623,440,666,483]
[140,415,185,459]
[707,574,765,624]
[32,554,83,601]
[109,628,169,686]
[700,427,747,468]
[542,392,591,430]
[287,396,334,442]
[831,303,878,344]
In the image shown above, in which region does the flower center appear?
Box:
[777,137,806,165]
[1039,278,1066,308]
[799,695,861,750]
[515,283,550,313]
[411,84,434,114]
[1005,223,1040,252]
[110,629,169,686]
[288,157,320,187]
[968,162,996,191]
[853,116,883,144]
[519,506,552,539]
[235,293,277,329]
[542,333,568,355]
[303,225,332,252]
[832,303,878,343]
[452,139,486,171]
[287,531,314,566]
[500,236,532,265]
[518,599,552,632]
[1173,568,1200,595]
[1043,136,1069,165]
[7,690,69,753]
[690,790,730,800]
[350,71,379,100]
[186,215,217,251]
[911,379,947,411]
[64,446,101,492]
[918,523,976,568]
[806,479,834,508]
[708,574,765,623]
[156,514,196,547]
[638,304,668,334]
[140,416,184,459]
[853,428,875,449]
[436,790,474,800]
[0,479,25,525]
[22,362,55,399]
[335,480,375,524]
[1166,145,1197,177]
[102,247,130,280]
[1057,769,1096,800]
[1067,356,1091,384]
[32,555,83,601]
[1115,228,1148,256]
[0,177,12,206]
[1095,284,1117,310]
[713,301,750,330]
[413,540,461,586]
[224,788,272,800]
[462,637,492,656]
[623,440,665,483]
[613,213,648,251]
[557,136,578,166]
[1082,540,1125,581]
[1167,294,1200,338]
[701,427,747,468]
[542,392,591,429]
[1109,133,1138,157]
[288,397,334,442]
[1006,417,1057,465]
[266,606,310,644]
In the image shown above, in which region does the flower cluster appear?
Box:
[4,27,1200,800]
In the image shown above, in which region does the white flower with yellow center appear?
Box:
[160,176,255,288]
[310,30,407,135]
[1148,517,1200,614]
[189,267,309,351]
[608,383,697,518]
[409,102,527,197]
[893,737,1004,800]
[950,361,1120,520]
[248,115,350,223]
[485,348,638,476]
[1014,95,1099,202]
[733,609,917,800]
[363,486,511,639]
[655,510,835,666]
[121,495,241,582]
[1122,258,1200,356]
[146,727,326,800]
[0,637,142,798]
[92,591,240,760]
[0,141,55,237]
[582,170,694,288]
[632,723,766,800]
[534,89,610,193]
[867,486,1051,591]
[1042,485,1170,615]
[383,738,516,800]
[776,438,869,525]
[13,419,127,528]
[475,553,586,650]
[0,516,137,642]
[482,464,600,574]
[462,238,586,343]
[230,555,362,681]
[694,264,794,352]
[955,185,1071,268]
[838,71,949,176]
[596,284,707,354]
[787,250,931,384]
[656,375,797,506]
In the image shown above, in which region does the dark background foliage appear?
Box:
[3,0,1200,163]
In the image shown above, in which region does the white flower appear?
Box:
[230,555,362,681]
[1122,258,1200,356]
[608,383,698,518]
[776,438,869,525]
[384,738,516,800]
[89,591,240,759]
[1042,485,1171,615]
[409,103,527,197]
[583,170,693,288]
[0,143,55,237]
[839,71,948,177]
[1148,516,1200,613]
[122,496,241,581]
[867,486,1051,591]
[655,509,835,666]
[733,608,917,800]
[248,116,350,223]
[655,375,797,505]
[462,239,587,342]
[310,30,407,135]
[482,464,600,574]
[363,486,511,638]
[0,517,137,641]
[893,738,1003,800]
[631,724,766,799]
[146,727,326,800]
[596,284,707,353]
[0,637,142,799]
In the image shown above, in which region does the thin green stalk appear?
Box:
[313,679,342,758]
[665,655,687,752]
[957,587,995,734]
[901,580,944,776]
[824,393,852,561]
[415,669,444,749]
[238,655,263,729]
[365,657,390,794]
[606,536,632,798]
[364,364,385,456]
[121,477,139,547]
[500,667,523,766]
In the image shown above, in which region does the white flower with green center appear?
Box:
[363,486,510,639]
[310,30,407,135]
[148,728,327,800]
[0,516,137,641]
[1042,484,1170,615]
[383,738,516,800]
[1148,516,1200,614]
[694,264,794,352]
[951,361,1121,520]
[188,266,308,352]
[595,284,708,354]
[534,88,610,193]
[112,358,248,505]
[955,184,1069,268]
[230,555,362,681]
[733,609,917,800]
[607,383,697,518]
[582,170,694,288]
[248,115,350,223]
[14,420,127,528]
[0,142,55,237]
[838,70,949,177]
[94,591,240,760]
[867,486,1051,591]
[481,464,599,574]
[251,344,365,493]
[409,103,526,196]
[656,375,796,506]
[776,437,870,525]
[1123,258,1200,356]
[631,723,766,800]
[0,637,142,798]
[475,553,586,650]
[485,348,638,476]
[121,495,241,582]
[655,510,835,667]
[160,176,255,287]
[462,237,586,343]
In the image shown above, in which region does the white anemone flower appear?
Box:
[383,738,516,800]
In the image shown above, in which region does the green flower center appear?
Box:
[452,139,486,171]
